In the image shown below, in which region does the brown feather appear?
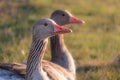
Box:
[0,60,72,79]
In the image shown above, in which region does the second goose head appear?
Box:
[51,10,85,25]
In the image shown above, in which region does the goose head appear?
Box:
[51,10,85,25]
[32,18,72,40]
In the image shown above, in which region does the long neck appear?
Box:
[50,34,75,75]
[50,34,65,55]
[26,38,48,80]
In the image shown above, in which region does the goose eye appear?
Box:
[44,23,48,26]
[62,14,65,16]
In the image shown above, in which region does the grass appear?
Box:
[0,0,120,80]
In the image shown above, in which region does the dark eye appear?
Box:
[44,23,48,26]
[62,14,65,16]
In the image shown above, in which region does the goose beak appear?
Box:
[53,24,72,34]
[69,16,85,24]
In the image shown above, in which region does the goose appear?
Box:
[0,10,85,79]
[26,18,73,80]
[50,10,84,76]
[0,18,74,80]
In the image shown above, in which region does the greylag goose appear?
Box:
[26,18,72,80]
[0,18,74,80]
[0,10,84,79]
[50,10,84,76]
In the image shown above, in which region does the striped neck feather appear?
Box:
[26,38,48,80]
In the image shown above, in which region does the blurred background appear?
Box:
[0,0,120,80]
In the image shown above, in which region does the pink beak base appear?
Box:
[53,24,72,34]
[69,16,85,24]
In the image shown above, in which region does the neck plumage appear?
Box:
[50,34,75,75]
[26,38,48,80]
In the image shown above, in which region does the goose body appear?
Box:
[0,61,74,80]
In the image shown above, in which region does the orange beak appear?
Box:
[53,24,72,34]
[69,16,85,24]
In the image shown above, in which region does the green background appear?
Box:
[0,0,120,80]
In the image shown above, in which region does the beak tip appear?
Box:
[81,20,85,24]
[64,28,72,33]
[70,29,72,32]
